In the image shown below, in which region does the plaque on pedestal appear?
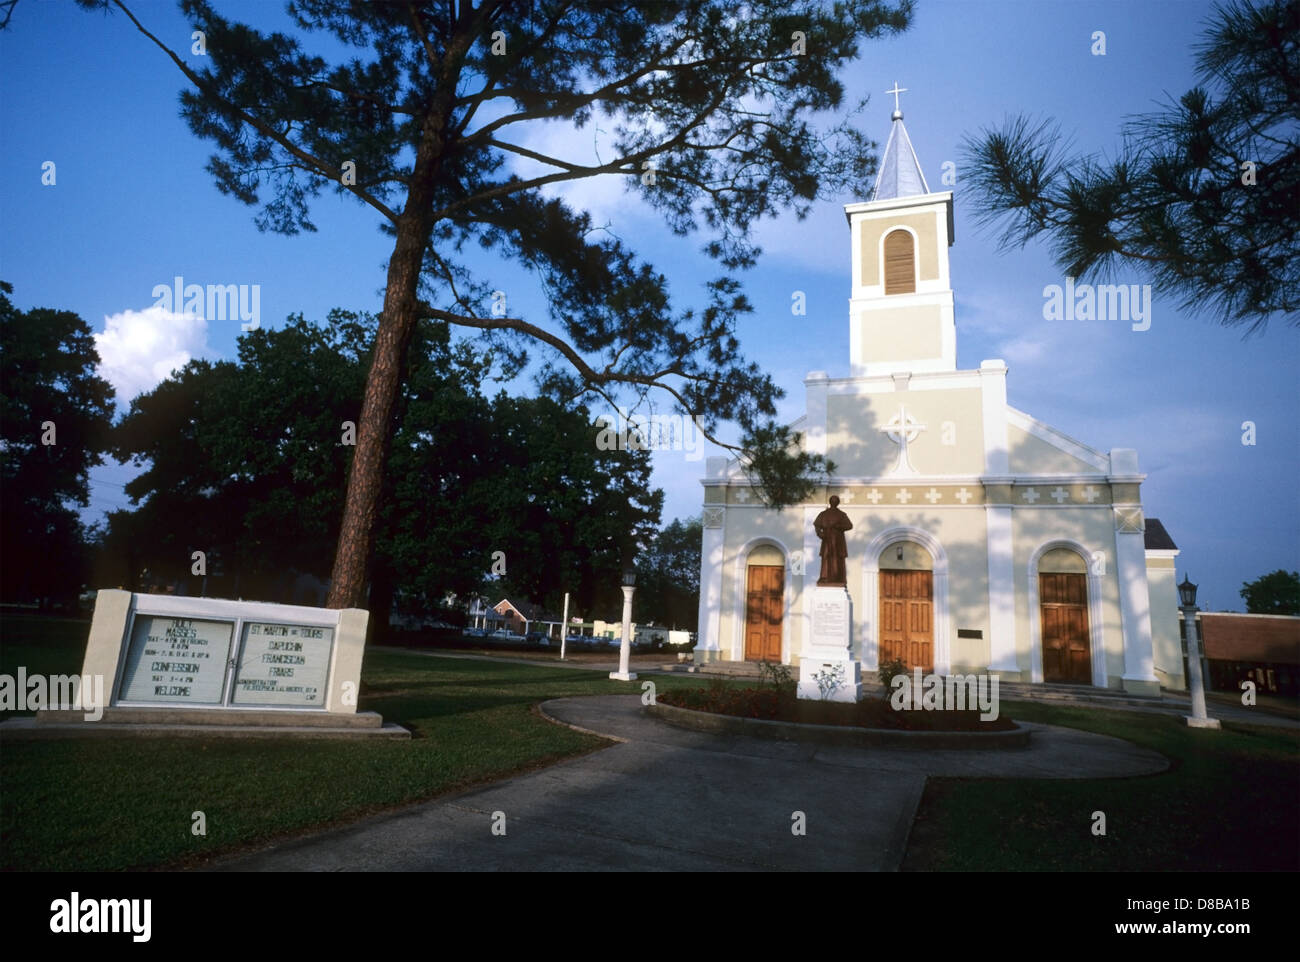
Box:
[799,586,861,702]
[809,586,851,650]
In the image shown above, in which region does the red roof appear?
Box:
[1197,613,1300,664]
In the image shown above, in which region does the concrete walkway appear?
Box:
[206,695,1167,872]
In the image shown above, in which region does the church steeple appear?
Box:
[871,83,930,201]
[844,89,956,377]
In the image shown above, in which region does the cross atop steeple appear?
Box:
[870,86,929,201]
[885,81,908,116]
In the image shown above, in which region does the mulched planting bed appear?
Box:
[658,686,1015,732]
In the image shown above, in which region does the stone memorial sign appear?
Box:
[96,590,361,712]
[117,615,234,704]
[4,591,410,739]
[231,622,334,707]
[79,590,372,720]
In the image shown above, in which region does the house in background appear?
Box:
[1183,612,1300,698]
[468,598,566,637]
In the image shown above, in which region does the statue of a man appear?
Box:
[814,495,853,586]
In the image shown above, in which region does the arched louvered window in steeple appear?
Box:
[883,229,916,295]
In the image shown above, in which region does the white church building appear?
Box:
[694,100,1185,696]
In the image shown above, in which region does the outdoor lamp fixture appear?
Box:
[1177,573,1219,730]
[611,553,638,682]
[896,545,904,562]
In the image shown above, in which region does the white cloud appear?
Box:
[94,305,212,406]
[508,116,654,232]
[996,335,1049,365]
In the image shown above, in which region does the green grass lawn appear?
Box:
[903,700,1300,872]
[0,614,89,687]
[0,616,710,871]
[6,616,1297,872]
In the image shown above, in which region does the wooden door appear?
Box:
[1040,572,1091,684]
[879,570,933,671]
[744,565,784,661]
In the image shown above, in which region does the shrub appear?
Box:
[877,657,909,701]
[812,663,845,700]
[756,660,796,700]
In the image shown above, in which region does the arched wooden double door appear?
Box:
[744,564,784,661]
[1040,572,1091,684]
[880,568,933,672]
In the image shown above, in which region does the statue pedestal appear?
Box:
[798,585,861,702]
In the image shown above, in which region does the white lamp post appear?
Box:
[610,564,637,682]
[559,591,570,661]
[1179,575,1221,730]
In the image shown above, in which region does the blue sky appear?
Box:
[2,0,1296,611]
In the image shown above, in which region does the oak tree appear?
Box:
[0,283,116,606]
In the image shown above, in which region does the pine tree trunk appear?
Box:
[324,222,427,609]
[324,20,474,611]
[324,104,463,609]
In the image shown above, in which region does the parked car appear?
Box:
[489,629,524,641]
[524,631,551,646]
[463,627,487,638]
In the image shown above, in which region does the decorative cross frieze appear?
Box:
[1021,487,1041,503]
[1082,486,1101,503]
[925,488,942,504]
[1050,486,1069,504]
[866,489,883,504]
[895,488,913,503]
[955,487,973,504]
[733,487,751,504]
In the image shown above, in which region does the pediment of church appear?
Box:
[1005,408,1109,477]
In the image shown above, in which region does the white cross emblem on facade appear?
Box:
[838,489,856,504]
[1050,486,1069,504]
[895,488,913,503]
[882,405,928,477]
[733,487,751,504]
[1083,486,1100,503]
[955,487,972,504]
[866,489,883,504]
[925,488,942,504]
[1021,487,1040,503]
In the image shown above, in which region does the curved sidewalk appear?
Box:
[207,695,1168,872]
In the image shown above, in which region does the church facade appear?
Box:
[694,103,1185,695]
